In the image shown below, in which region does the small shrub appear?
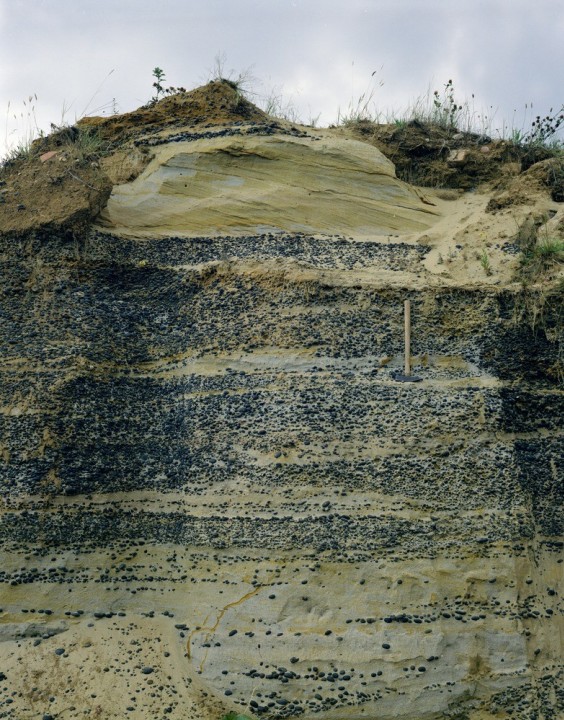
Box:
[149,66,186,105]
[152,67,166,102]
[480,250,492,276]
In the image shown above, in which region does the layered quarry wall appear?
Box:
[0,111,562,720]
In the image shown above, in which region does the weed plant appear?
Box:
[2,94,42,164]
[431,79,462,129]
[521,106,564,146]
[480,249,493,276]
[149,67,186,105]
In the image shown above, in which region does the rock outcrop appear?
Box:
[0,81,562,720]
[97,131,438,237]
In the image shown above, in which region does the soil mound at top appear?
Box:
[77,80,269,146]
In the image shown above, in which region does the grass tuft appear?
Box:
[520,237,564,279]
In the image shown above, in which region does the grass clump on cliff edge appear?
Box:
[0,118,114,235]
[1,120,110,171]
[512,214,564,383]
[520,237,564,281]
[336,76,564,189]
[514,210,564,283]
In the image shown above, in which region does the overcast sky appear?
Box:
[1,0,564,158]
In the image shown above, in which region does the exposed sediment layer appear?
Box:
[0,103,563,720]
[0,223,562,720]
[96,132,439,237]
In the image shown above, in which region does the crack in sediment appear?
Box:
[186,585,262,672]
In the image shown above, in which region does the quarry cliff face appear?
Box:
[0,82,562,720]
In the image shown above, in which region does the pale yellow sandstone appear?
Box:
[97,133,440,238]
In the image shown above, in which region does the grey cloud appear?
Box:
[1,0,563,157]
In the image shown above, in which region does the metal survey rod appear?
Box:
[404,299,411,376]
